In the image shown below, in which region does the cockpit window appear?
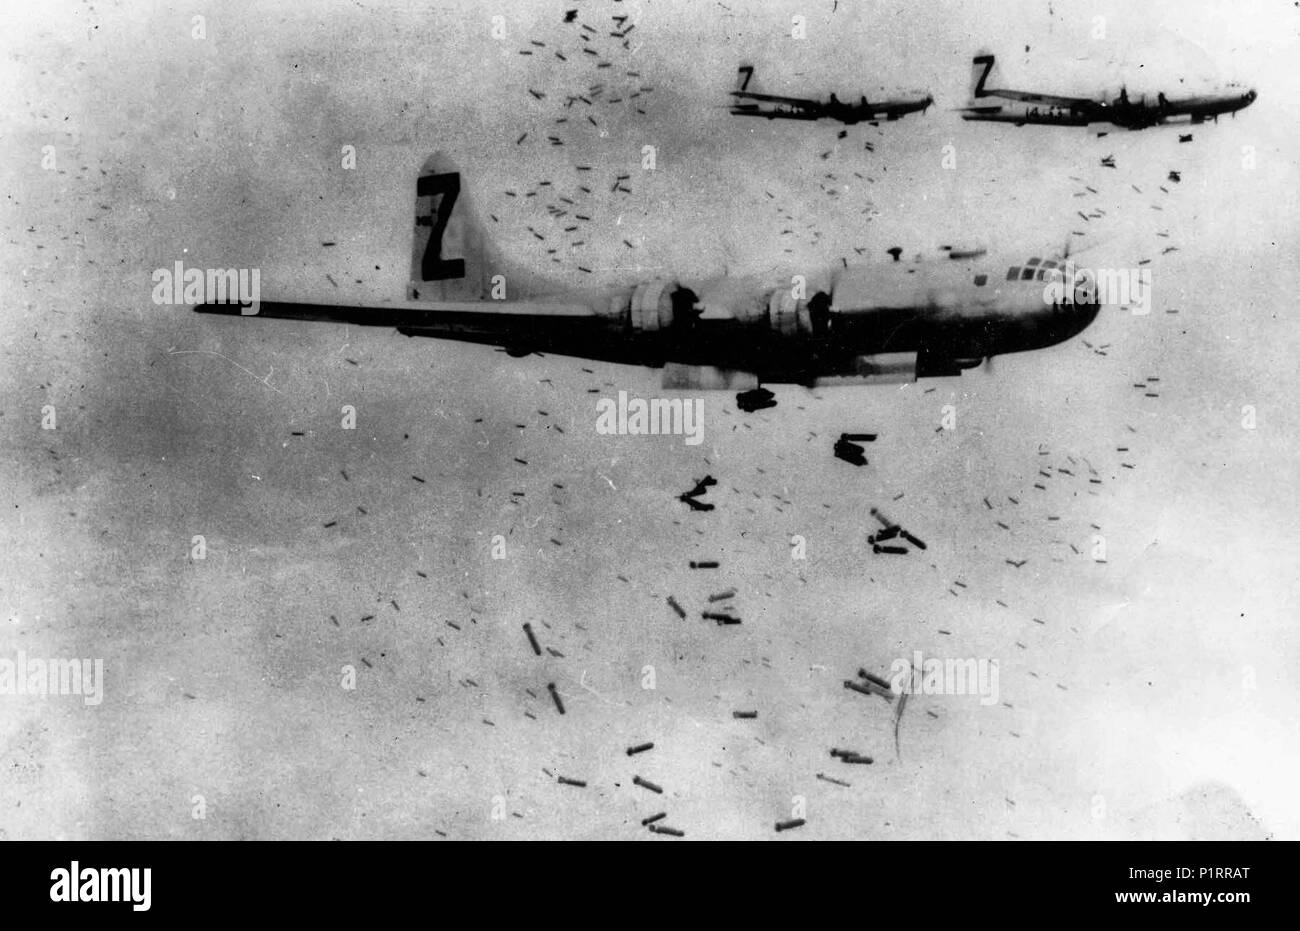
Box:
[974,274,988,286]
[1020,266,1036,280]
[1026,257,1041,266]
[1007,267,1020,280]
[1041,260,1058,270]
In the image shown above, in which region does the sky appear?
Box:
[1,0,1297,840]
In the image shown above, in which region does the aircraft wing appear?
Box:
[193,298,651,363]
[197,296,596,323]
[730,90,822,107]
[986,88,1094,108]
[197,299,778,378]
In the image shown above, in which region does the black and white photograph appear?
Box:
[0,0,1293,896]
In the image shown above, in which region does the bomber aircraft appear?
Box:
[197,153,1104,391]
[728,65,933,125]
[959,51,1257,129]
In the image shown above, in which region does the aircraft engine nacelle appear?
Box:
[628,279,679,332]
[767,288,813,337]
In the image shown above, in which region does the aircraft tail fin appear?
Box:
[735,64,755,94]
[408,152,562,302]
[970,51,998,100]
